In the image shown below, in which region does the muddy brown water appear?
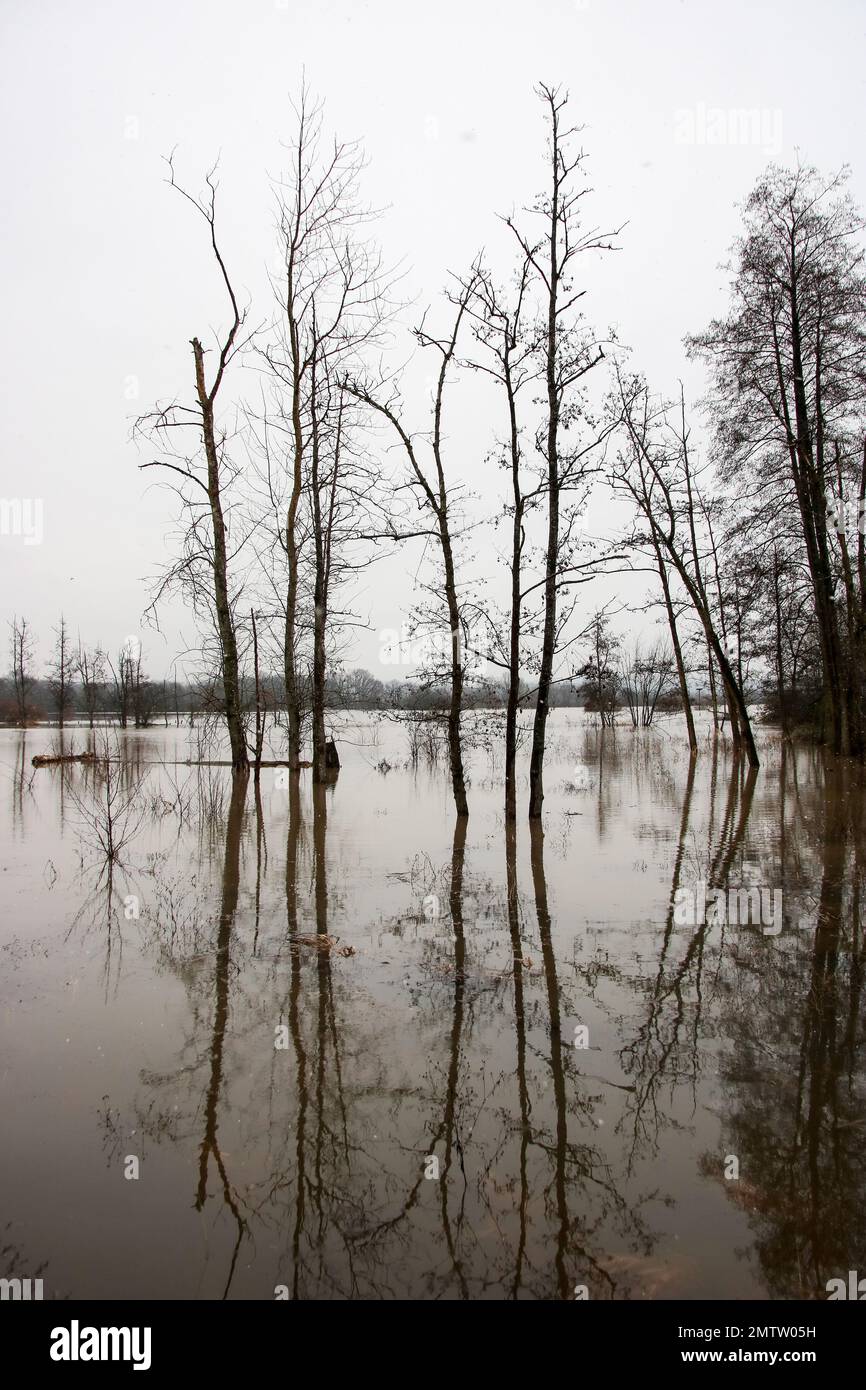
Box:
[1,712,864,1300]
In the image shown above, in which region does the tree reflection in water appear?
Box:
[7,723,865,1299]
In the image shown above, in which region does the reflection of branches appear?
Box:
[505,821,530,1297]
[0,1223,48,1287]
[530,820,619,1299]
[707,761,866,1297]
[96,723,681,1298]
[438,816,470,1297]
[65,861,142,999]
[619,754,697,1166]
[194,774,249,1298]
[619,758,756,1164]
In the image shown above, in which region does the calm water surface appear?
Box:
[1,712,864,1299]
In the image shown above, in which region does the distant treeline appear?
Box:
[0,671,586,726]
[1,617,589,727]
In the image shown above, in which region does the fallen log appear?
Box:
[31,751,100,768]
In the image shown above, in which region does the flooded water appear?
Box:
[2,712,864,1300]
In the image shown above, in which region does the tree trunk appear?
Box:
[528,123,561,820]
[441,531,469,817]
[666,541,760,768]
[309,350,329,785]
[251,609,264,773]
[193,338,248,775]
[504,368,524,822]
[284,414,303,769]
[654,546,696,753]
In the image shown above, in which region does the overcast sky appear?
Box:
[2,0,864,681]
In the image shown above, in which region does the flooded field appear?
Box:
[1,712,864,1301]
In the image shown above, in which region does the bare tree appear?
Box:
[302,298,388,782]
[76,641,106,729]
[506,83,621,818]
[137,156,252,774]
[610,367,760,767]
[461,260,540,821]
[107,642,134,729]
[46,615,74,727]
[68,734,149,869]
[605,366,699,752]
[620,641,676,728]
[346,277,480,818]
[9,616,34,726]
[130,649,156,728]
[262,84,389,772]
[579,609,620,726]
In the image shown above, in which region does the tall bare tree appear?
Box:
[9,616,33,727]
[346,277,479,818]
[107,641,135,729]
[461,261,540,821]
[263,85,389,771]
[76,641,106,729]
[507,84,620,818]
[138,157,251,774]
[47,615,74,727]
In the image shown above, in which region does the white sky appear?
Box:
[2,0,864,680]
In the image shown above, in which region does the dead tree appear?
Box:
[137,157,251,775]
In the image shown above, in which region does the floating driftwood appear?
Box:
[31,751,100,769]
